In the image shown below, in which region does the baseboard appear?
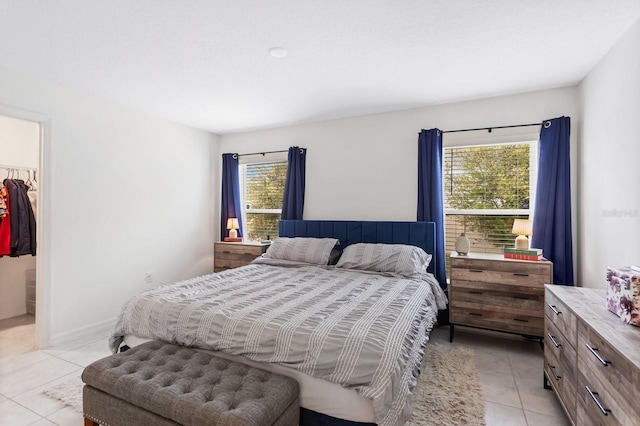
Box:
[0,307,28,321]
[49,317,117,348]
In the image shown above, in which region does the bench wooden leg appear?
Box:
[84,418,98,426]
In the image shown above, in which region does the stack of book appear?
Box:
[504,247,543,261]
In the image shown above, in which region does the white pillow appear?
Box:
[264,237,339,265]
[336,243,432,277]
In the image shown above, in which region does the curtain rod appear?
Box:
[234,149,288,158]
[442,122,545,134]
[231,147,306,158]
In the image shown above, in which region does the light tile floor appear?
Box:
[429,325,571,426]
[0,315,112,426]
[0,316,570,425]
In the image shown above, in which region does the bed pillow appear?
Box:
[335,243,432,277]
[264,237,339,265]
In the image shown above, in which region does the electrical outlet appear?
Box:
[145,271,153,284]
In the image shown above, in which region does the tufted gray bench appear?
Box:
[81,341,300,426]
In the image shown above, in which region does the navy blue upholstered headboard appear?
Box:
[278,220,437,278]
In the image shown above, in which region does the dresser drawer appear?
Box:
[576,364,636,426]
[545,288,578,349]
[577,322,639,422]
[544,319,577,420]
[545,319,577,380]
[544,350,576,421]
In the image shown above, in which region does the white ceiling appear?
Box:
[1,1,639,134]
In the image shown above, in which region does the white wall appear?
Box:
[0,115,39,167]
[220,87,580,274]
[579,18,640,288]
[0,116,39,320]
[0,66,219,344]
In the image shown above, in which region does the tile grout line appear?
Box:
[506,344,531,425]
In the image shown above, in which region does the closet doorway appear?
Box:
[0,113,44,356]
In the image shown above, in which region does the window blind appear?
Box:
[443,142,537,268]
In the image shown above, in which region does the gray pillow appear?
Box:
[336,243,432,277]
[264,237,339,265]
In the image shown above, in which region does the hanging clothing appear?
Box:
[1,178,37,257]
[0,187,11,256]
[0,185,6,217]
[16,179,36,256]
[27,189,37,221]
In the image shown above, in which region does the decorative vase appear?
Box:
[455,233,470,255]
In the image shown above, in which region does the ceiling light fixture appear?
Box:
[268,47,288,58]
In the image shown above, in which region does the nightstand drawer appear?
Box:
[450,280,544,311]
[214,243,266,256]
[450,301,544,335]
[451,256,552,274]
[214,242,270,272]
[450,265,550,287]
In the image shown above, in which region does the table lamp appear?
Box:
[226,218,239,239]
[511,219,532,249]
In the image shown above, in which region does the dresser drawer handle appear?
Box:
[586,344,611,366]
[468,312,483,317]
[513,295,530,300]
[221,250,232,254]
[586,386,611,416]
[547,364,561,381]
[468,290,483,295]
[513,318,529,323]
[513,273,529,277]
[547,333,561,348]
[243,252,254,256]
[547,303,561,315]
[469,269,484,273]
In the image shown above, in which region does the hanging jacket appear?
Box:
[3,179,35,256]
[0,187,11,256]
[3,179,20,255]
[16,179,36,256]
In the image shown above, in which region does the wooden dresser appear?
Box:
[214,241,270,272]
[449,252,553,342]
[544,285,640,425]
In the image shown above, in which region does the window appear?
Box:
[443,141,538,267]
[239,159,287,241]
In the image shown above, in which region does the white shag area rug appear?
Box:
[42,343,485,425]
[42,375,84,413]
[407,343,486,425]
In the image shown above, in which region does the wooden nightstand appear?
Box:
[449,252,553,342]
[214,241,270,272]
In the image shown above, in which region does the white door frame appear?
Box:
[0,104,51,349]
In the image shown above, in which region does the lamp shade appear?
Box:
[511,219,533,236]
[226,218,239,230]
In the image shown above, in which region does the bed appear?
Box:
[109,220,448,426]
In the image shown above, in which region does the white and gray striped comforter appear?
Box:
[109,261,445,426]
